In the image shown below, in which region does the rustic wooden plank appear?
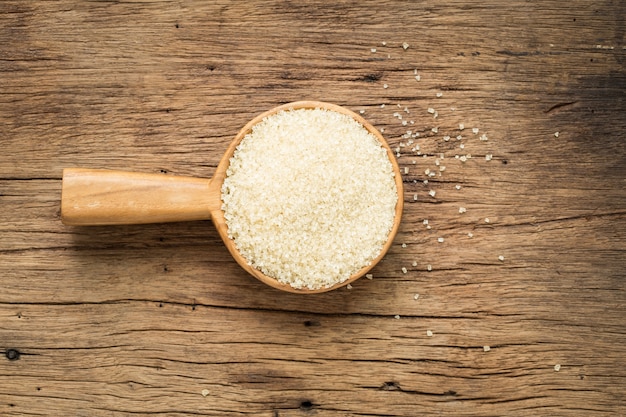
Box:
[1,302,624,415]
[1,0,625,416]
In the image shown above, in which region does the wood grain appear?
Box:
[1,0,625,416]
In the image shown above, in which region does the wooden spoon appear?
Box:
[61,101,404,293]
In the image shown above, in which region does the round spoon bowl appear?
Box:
[61,101,404,293]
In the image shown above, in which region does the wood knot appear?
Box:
[300,400,314,411]
[381,381,400,391]
[6,348,20,361]
[361,72,383,82]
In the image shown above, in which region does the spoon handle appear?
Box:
[61,168,217,225]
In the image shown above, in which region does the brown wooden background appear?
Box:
[1,1,625,416]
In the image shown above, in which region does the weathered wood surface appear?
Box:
[1,1,625,416]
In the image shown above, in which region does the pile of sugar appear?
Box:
[221,108,398,290]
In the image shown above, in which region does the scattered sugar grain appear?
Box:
[426,330,433,337]
[395,314,401,319]
[459,123,465,130]
[427,264,432,271]
[382,41,387,46]
[467,232,473,238]
[201,389,210,397]
[412,261,418,267]
[413,194,418,201]
[443,135,451,142]
[554,364,561,372]
[415,75,421,81]
[483,346,491,352]
[402,267,408,274]
[383,83,389,89]
[423,219,429,225]
[427,107,435,114]
[480,134,488,141]
[413,293,420,300]
[554,131,560,138]
[472,127,479,134]
[485,218,490,223]
[437,237,444,243]
[366,273,374,280]
[459,207,467,213]
[486,154,493,161]
[402,243,407,248]
[346,284,353,289]
[402,42,409,50]
[371,48,377,53]
[428,190,436,197]
[436,92,443,98]
[498,255,505,261]
[455,185,462,190]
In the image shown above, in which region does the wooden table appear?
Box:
[1,1,624,415]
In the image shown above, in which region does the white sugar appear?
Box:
[222,108,398,290]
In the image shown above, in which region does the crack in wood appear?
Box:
[0,299,517,320]
[544,101,579,114]
[498,211,626,228]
